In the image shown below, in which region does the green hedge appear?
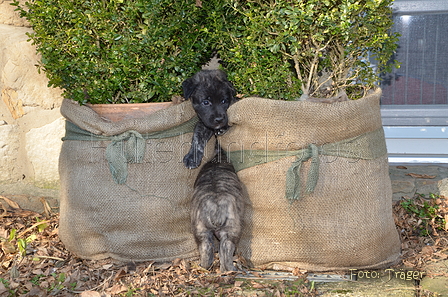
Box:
[216,0,399,100]
[13,0,235,104]
[13,0,398,103]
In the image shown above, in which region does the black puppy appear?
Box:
[191,149,244,272]
[182,69,237,169]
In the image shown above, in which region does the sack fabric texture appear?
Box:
[218,89,401,271]
[58,99,215,262]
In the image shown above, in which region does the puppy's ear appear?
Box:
[217,70,237,103]
[226,81,238,104]
[182,77,197,100]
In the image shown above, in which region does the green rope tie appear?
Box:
[105,130,146,185]
[62,117,198,184]
[286,143,320,202]
[226,128,387,202]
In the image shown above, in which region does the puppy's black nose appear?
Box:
[214,117,224,124]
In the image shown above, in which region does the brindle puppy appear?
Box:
[191,149,244,272]
[182,69,237,169]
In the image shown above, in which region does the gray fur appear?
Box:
[191,151,244,272]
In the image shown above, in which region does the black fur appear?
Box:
[191,150,244,272]
[182,69,237,169]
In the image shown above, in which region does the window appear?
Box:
[380,0,448,163]
[382,1,448,106]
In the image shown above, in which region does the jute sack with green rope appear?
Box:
[218,89,401,271]
[58,99,215,262]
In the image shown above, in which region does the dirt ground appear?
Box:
[1,193,447,296]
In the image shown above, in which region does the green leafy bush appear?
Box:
[13,0,399,103]
[215,0,400,100]
[12,0,234,104]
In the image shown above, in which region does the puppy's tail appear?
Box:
[203,199,228,229]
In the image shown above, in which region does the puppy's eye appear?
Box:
[221,99,228,104]
[202,100,211,106]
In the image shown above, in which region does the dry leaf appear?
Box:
[1,241,17,254]
[25,287,47,297]
[10,265,20,278]
[142,261,155,274]
[292,267,307,276]
[0,227,7,239]
[39,197,53,217]
[421,245,434,255]
[0,195,20,209]
[173,258,182,267]
[80,290,102,297]
[1,199,446,296]
[396,165,408,169]
[31,269,44,275]
[251,281,266,289]
[0,282,7,294]
[406,173,436,179]
[113,268,127,281]
[107,284,127,294]
[433,252,448,260]
[251,271,262,278]
[274,289,283,297]
[0,203,6,218]
[155,262,172,270]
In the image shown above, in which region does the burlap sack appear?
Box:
[218,89,401,271]
[58,99,215,262]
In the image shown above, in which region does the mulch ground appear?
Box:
[1,193,447,296]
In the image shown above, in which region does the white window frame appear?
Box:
[393,0,448,14]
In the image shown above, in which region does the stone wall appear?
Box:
[390,165,448,201]
[0,0,64,211]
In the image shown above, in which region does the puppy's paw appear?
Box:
[183,153,201,169]
[220,264,237,272]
